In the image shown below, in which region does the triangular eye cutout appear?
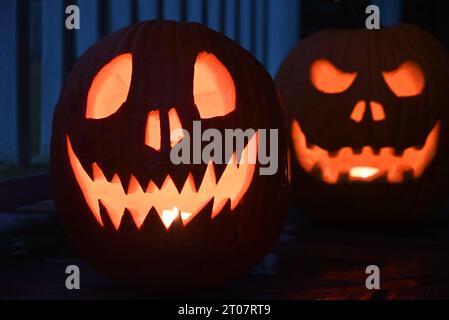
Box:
[193,52,236,119]
[86,53,132,119]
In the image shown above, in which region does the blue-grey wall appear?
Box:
[0,0,407,166]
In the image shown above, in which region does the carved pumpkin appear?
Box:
[276,24,449,223]
[51,21,288,288]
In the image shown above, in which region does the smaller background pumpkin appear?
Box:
[276,24,449,224]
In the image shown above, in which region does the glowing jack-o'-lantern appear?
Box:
[276,24,449,223]
[51,21,288,288]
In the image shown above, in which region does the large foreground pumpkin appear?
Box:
[51,20,288,288]
[276,24,449,223]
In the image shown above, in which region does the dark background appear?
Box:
[1,0,449,299]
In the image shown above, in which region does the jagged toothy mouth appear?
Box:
[291,120,440,184]
[66,133,257,230]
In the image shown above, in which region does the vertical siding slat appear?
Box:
[224,0,236,40]
[137,0,159,21]
[163,0,182,21]
[371,0,402,26]
[239,0,252,51]
[17,0,31,165]
[267,0,300,76]
[40,0,64,161]
[186,0,203,23]
[76,0,99,57]
[0,0,18,164]
[109,0,132,32]
[207,0,221,31]
[254,0,265,63]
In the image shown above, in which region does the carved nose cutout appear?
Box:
[350,100,386,123]
[370,101,386,121]
[145,108,184,151]
[168,108,184,147]
[350,101,366,123]
[145,110,161,151]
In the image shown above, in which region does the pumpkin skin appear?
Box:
[51,20,288,288]
[276,24,449,224]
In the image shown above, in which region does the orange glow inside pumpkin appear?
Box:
[291,119,439,184]
[145,110,161,151]
[193,52,236,119]
[168,108,184,147]
[161,207,192,230]
[349,167,381,181]
[86,53,132,119]
[382,61,425,97]
[66,132,257,230]
[310,59,357,94]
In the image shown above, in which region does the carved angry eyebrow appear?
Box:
[310,59,357,94]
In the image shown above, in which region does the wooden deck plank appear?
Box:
[0,203,448,299]
[0,174,52,211]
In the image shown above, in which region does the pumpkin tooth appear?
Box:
[146,179,158,194]
[120,209,140,232]
[168,212,184,231]
[181,173,197,195]
[393,149,405,157]
[352,147,363,155]
[83,162,94,181]
[171,169,189,194]
[322,166,339,184]
[213,162,227,183]
[327,149,339,158]
[99,167,116,182]
[127,174,143,194]
[91,163,106,181]
[98,201,112,230]
[139,207,164,233]
[204,199,217,222]
[212,198,231,220]
[192,164,208,190]
[99,198,124,231]
[376,172,389,183]
[387,165,410,183]
[372,148,381,155]
[150,171,168,190]
[119,173,132,192]
[413,144,425,151]
[402,168,415,182]
[337,172,350,184]
[110,173,122,185]
[202,161,217,187]
[161,175,182,194]
[310,164,323,180]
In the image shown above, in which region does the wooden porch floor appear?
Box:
[1,201,449,299]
